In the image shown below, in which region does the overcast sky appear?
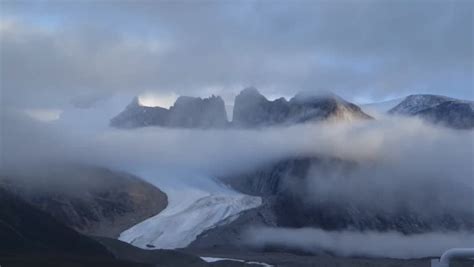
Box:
[1,0,473,110]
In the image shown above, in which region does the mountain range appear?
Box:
[110,87,373,129]
[110,89,473,129]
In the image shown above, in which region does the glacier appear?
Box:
[119,171,261,249]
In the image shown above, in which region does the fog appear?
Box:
[243,227,474,259]
[1,107,473,258]
[3,109,473,179]
[2,0,473,111]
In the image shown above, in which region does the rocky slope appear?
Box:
[0,187,254,267]
[0,164,167,238]
[0,186,111,257]
[388,94,474,129]
[232,88,372,128]
[110,95,228,129]
[189,156,474,251]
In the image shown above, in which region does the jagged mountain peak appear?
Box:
[173,95,225,107]
[112,88,373,129]
[239,86,263,96]
[232,88,372,127]
[127,96,142,107]
[235,87,268,104]
[111,94,228,129]
[290,91,345,104]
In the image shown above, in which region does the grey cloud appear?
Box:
[1,0,472,110]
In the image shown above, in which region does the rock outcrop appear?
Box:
[191,156,474,251]
[110,95,228,129]
[232,88,372,128]
[168,95,228,128]
[110,97,170,128]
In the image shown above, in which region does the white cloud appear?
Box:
[243,227,474,259]
[24,108,62,122]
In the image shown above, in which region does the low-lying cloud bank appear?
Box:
[3,110,473,177]
[1,110,473,258]
[2,110,473,194]
[243,227,474,259]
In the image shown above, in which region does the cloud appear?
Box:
[24,108,62,121]
[2,109,473,173]
[243,227,474,259]
[1,0,473,111]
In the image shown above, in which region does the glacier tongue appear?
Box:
[119,172,261,249]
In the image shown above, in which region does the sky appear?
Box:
[1,0,473,112]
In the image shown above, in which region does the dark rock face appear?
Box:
[110,97,170,128]
[232,88,372,128]
[414,101,474,129]
[168,96,228,128]
[232,88,291,127]
[0,187,111,256]
[0,164,167,238]
[388,94,474,129]
[110,95,228,129]
[213,157,474,239]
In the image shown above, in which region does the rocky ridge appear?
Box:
[111,87,372,129]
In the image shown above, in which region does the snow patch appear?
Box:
[201,257,273,266]
[119,172,261,249]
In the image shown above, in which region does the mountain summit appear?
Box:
[232,88,372,127]
[110,95,228,129]
[388,94,456,115]
[388,94,474,129]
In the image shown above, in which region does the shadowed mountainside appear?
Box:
[232,88,372,128]
[0,164,167,238]
[189,156,474,252]
[110,95,228,129]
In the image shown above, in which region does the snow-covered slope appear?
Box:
[388,94,456,115]
[119,172,261,249]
